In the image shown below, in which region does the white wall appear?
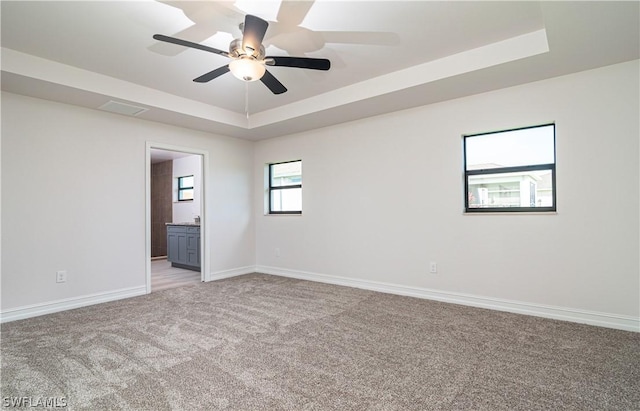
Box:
[1,92,255,312]
[172,155,202,224]
[2,60,638,329]
[254,60,640,324]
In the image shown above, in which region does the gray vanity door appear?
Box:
[186,226,200,267]
[167,226,187,264]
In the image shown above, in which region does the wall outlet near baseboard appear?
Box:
[56,270,67,283]
[429,262,437,274]
[275,248,280,258]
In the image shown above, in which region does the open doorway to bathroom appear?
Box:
[147,145,207,293]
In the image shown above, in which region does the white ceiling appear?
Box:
[150,148,195,164]
[1,1,638,140]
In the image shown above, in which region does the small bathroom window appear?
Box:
[178,175,194,201]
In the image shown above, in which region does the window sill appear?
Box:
[463,211,558,216]
[264,213,302,216]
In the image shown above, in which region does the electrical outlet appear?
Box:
[275,248,280,258]
[429,262,437,274]
[56,270,67,283]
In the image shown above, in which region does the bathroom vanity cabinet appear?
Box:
[166,224,200,271]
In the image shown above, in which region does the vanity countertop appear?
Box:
[166,222,200,226]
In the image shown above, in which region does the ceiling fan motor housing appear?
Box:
[229,38,265,60]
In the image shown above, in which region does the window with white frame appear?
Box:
[268,160,302,214]
[463,124,556,212]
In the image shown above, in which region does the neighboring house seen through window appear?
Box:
[269,160,302,214]
[464,124,556,212]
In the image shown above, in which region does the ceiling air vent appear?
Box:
[98,100,148,116]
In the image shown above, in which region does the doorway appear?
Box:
[145,142,210,294]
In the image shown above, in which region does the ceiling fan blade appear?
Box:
[320,31,400,46]
[241,15,269,55]
[276,0,315,27]
[152,34,229,57]
[260,70,287,94]
[193,65,230,83]
[266,56,330,71]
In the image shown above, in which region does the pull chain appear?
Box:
[245,82,249,120]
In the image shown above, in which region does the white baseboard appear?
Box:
[208,266,256,282]
[1,265,257,323]
[255,265,640,333]
[5,267,637,332]
[0,286,147,323]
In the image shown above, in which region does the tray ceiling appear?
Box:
[2,1,638,140]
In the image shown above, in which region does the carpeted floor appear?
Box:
[1,273,639,410]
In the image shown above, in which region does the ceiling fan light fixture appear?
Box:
[154,14,330,94]
[229,57,265,82]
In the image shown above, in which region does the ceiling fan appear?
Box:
[153,14,331,95]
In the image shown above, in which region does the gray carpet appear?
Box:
[1,274,639,410]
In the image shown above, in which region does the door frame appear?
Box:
[145,141,210,294]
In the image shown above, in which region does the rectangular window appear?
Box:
[269,160,302,214]
[464,124,556,212]
[178,175,194,201]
